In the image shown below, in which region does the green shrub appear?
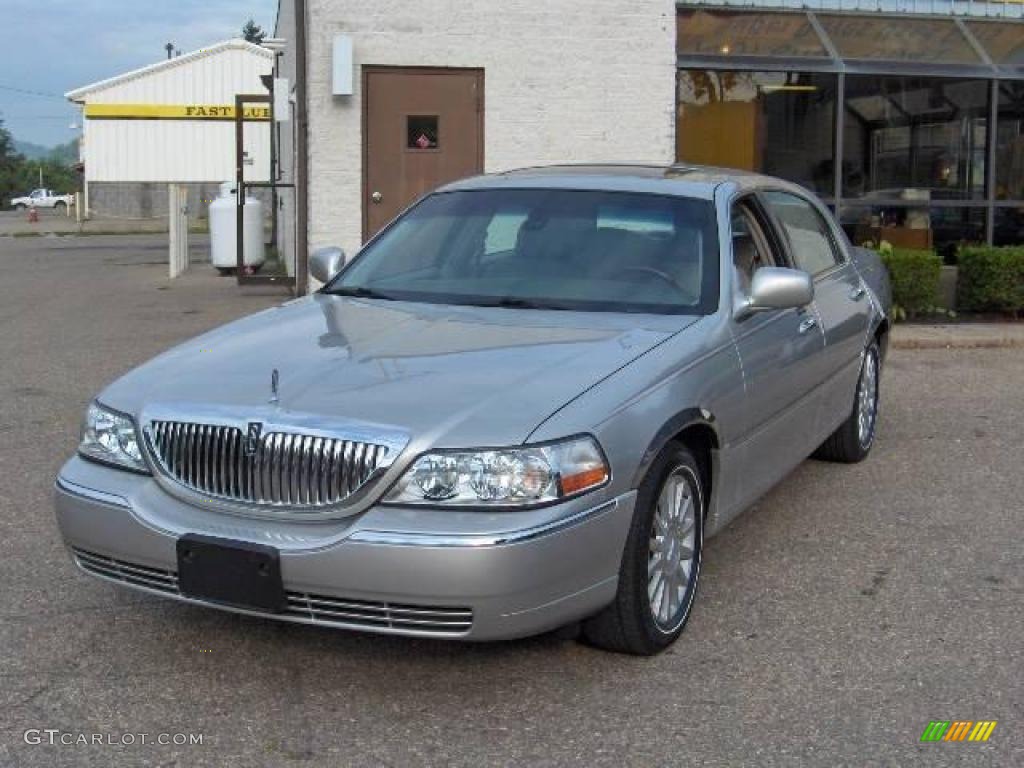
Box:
[877,245,942,319]
[957,246,1024,315]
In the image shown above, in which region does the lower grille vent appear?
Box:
[72,547,472,636]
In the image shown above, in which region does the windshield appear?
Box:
[329,189,719,314]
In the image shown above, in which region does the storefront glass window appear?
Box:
[996,82,1024,201]
[842,76,989,202]
[677,70,837,196]
[676,10,828,59]
[840,205,985,262]
[994,207,1024,247]
[817,15,981,65]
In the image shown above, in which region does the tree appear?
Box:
[242,19,267,45]
[0,119,81,205]
[0,119,26,205]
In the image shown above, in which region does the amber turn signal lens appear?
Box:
[560,466,609,495]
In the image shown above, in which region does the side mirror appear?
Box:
[310,247,346,284]
[735,267,813,321]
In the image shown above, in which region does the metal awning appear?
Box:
[677,6,1024,79]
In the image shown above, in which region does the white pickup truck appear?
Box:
[9,188,75,211]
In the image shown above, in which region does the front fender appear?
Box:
[629,407,719,489]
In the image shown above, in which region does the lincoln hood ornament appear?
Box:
[270,368,280,405]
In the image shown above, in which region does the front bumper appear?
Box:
[54,456,636,641]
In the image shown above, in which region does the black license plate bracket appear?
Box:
[177,534,285,613]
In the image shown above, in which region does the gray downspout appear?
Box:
[295,0,310,295]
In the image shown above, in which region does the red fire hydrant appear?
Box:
[27,207,39,224]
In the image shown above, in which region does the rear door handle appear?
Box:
[798,316,818,335]
[849,285,866,301]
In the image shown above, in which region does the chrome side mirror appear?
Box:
[735,267,813,321]
[310,247,346,284]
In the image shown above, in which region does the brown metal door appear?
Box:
[363,67,484,240]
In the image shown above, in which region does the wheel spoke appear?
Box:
[673,483,686,520]
[659,573,672,622]
[648,551,662,578]
[678,555,692,580]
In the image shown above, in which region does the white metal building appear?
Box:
[66,39,274,219]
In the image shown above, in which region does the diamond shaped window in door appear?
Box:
[407,115,439,150]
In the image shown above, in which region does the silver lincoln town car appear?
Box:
[56,165,891,655]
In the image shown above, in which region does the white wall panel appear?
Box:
[84,119,269,182]
[87,48,273,105]
[75,42,274,183]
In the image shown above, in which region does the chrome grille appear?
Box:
[285,593,474,634]
[73,547,179,595]
[72,548,472,636]
[146,421,389,509]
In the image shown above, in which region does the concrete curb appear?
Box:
[891,325,1024,350]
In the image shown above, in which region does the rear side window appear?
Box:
[763,191,841,277]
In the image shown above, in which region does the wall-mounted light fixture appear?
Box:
[332,36,354,96]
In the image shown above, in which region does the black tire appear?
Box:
[15,203,26,212]
[216,267,235,277]
[814,341,880,463]
[54,201,67,212]
[582,442,704,655]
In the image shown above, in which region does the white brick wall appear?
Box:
[305,0,678,261]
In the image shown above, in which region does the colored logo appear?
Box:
[921,720,997,743]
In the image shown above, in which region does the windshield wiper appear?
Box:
[329,286,398,301]
[484,296,569,310]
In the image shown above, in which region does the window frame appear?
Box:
[731,193,785,265]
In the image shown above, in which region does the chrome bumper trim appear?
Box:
[55,477,131,509]
[347,499,619,548]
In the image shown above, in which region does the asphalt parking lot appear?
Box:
[1,234,1021,767]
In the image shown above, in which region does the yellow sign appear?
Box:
[84,104,271,121]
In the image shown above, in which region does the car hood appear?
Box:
[101,295,697,448]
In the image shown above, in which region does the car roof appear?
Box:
[438,164,800,201]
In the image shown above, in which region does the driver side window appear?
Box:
[731,202,775,296]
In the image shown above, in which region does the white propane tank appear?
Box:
[210,181,266,270]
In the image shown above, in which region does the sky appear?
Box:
[0,0,278,148]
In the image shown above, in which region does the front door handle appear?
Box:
[849,285,866,301]
[798,316,818,335]
[371,191,383,204]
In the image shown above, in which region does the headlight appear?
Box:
[385,435,609,507]
[78,402,148,473]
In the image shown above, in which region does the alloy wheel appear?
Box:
[647,468,699,632]
[857,349,879,449]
